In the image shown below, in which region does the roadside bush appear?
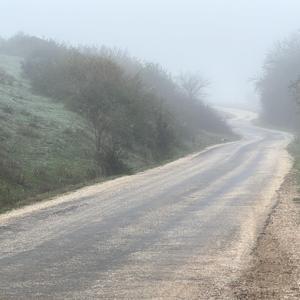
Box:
[13,34,231,169]
[0,34,234,211]
[95,144,131,176]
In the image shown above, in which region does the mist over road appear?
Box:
[0,109,292,299]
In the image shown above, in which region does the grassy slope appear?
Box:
[0,54,97,211]
[0,54,234,213]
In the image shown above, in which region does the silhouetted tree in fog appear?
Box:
[258,33,300,130]
[178,72,208,100]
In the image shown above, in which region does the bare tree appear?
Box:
[178,72,208,100]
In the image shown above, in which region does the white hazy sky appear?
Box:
[1,0,300,107]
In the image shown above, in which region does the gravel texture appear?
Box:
[232,170,300,299]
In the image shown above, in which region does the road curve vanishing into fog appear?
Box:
[0,108,293,299]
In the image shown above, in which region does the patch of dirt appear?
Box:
[232,171,300,299]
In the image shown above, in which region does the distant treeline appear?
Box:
[257,32,300,130]
[0,33,231,176]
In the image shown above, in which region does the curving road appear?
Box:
[0,109,293,299]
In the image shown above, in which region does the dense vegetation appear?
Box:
[257,33,300,130]
[258,32,300,182]
[0,33,233,211]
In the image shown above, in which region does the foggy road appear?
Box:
[0,109,292,299]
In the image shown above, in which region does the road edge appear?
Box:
[231,170,300,299]
[0,140,238,224]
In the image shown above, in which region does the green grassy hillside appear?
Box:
[0,54,234,212]
[0,54,98,210]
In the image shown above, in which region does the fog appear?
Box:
[1,3,300,295]
[1,0,300,108]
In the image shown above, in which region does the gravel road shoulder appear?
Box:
[232,170,300,299]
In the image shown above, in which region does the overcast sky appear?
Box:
[1,0,300,107]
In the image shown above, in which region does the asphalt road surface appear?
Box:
[0,109,293,299]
